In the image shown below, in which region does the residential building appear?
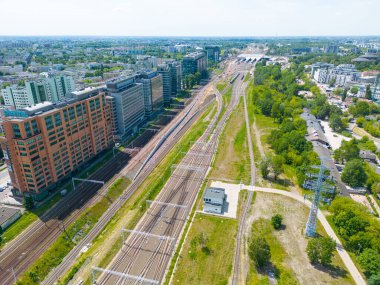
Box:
[106,76,145,141]
[328,64,360,86]
[1,75,75,109]
[203,187,226,214]
[2,86,30,109]
[204,46,221,62]
[311,63,360,86]
[0,87,112,198]
[136,70,164,118]
[182,52,207,78]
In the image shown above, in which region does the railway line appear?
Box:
[41,67,223,284]
[231,62,257,285]
[96,62,247,285]
[0,68,217,285]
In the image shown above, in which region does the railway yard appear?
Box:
[94,60,254,285]
[0,57,264,285]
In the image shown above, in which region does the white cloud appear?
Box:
[0,0,378,36]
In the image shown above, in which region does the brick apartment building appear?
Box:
[0,87,113,199]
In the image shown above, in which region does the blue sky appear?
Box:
[0,0,379,36]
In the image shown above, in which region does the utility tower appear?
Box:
[303,163,335,237]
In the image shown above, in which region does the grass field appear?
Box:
[171,214,238,285]
[57,102,217,285]
[245,192,354,285]
[210,97,250,184]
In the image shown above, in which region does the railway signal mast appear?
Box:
[304,163,335,237]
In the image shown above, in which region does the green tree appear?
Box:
[23,196,35,210]
[329,114,346,133]
[358,248,380,276]
[248,236,271,268]
[271,214,283,230]
[306,237,336,266]
[260,157,270,179]
[341,159,367,187]
[271,155,284,180]
[351,86,359,95]
[366,85,372,100]
[356,117,366,128]
[368,273,380,285]
[342,88,349,101]
[334,139,360,163]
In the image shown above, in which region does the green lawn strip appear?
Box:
[211,97,250,184]
[58,102,216,285]
[0,149,114,250]
[170,214,238,285]
[244,73,251,82]
[216,82,227,93]
[17,177,131,284]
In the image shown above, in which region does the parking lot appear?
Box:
[0,168,21,206]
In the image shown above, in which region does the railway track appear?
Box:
[231,62,258,285]
[0,78,213,285]
[41,76,219,284]
[96,62,247,285]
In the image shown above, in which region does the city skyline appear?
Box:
[0,0,379,37]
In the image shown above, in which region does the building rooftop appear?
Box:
[0,206,21,227]
[204,187,225,201]
[183,52,206,60]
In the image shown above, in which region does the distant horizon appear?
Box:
[0,0,379,37]
[0,35,380,39]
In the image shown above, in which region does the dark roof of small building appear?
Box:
[0,206,21,226]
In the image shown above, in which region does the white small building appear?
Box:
[203,187,226,214]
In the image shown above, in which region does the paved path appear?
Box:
[212,181,366,285]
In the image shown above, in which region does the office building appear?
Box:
[157,64,172,106]
[106,76,145,141]
[136,70,164,118]
[168,61,182,97]
[205,46,221,62]
[1,75,75,109]
[0,87,112,198]
[182,52,208,78]
[324,45,339,54]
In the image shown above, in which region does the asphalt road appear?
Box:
[301,109,349,197]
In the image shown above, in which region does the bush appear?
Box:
[271,214,283,230]
[306,237,336,266]
[248,236,271,268]
[368,273,380,285]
